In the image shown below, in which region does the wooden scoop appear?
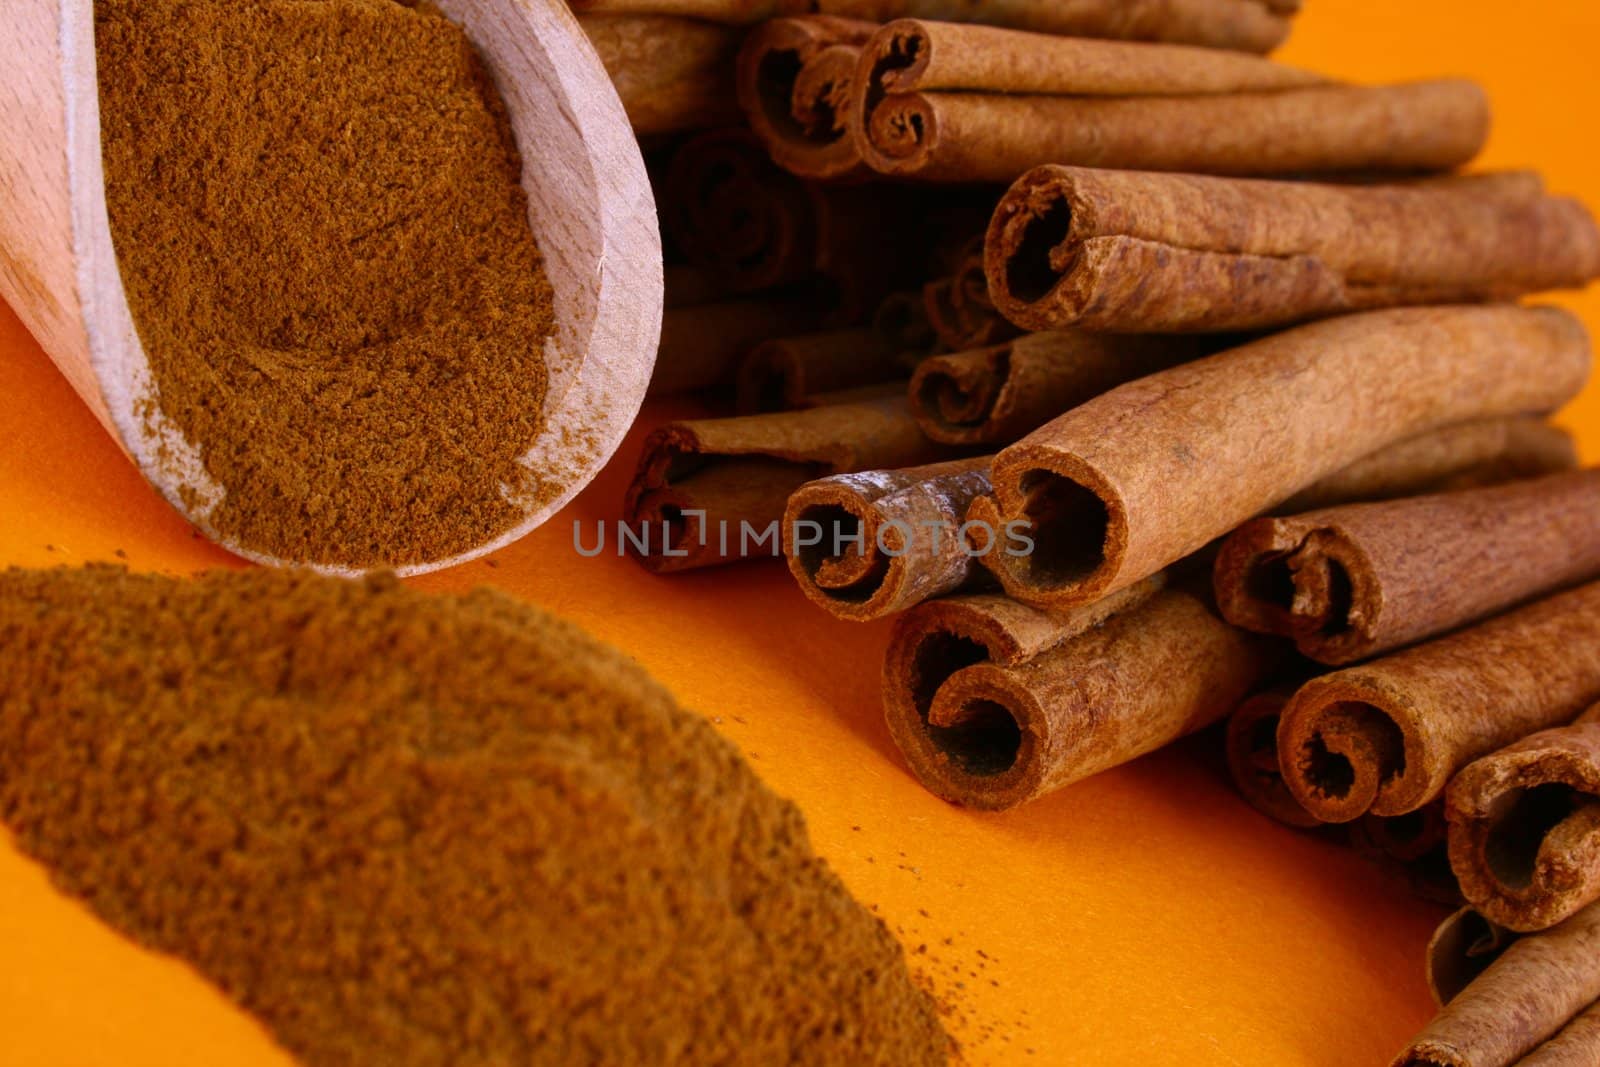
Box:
[0,0,662,575]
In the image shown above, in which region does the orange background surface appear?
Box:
[3,3,1600,1064]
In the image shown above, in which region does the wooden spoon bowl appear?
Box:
[0,0,661,575]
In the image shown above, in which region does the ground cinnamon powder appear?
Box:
[96,0,555,569]
[0,566,949,1065]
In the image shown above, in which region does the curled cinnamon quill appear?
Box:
[850,22,1482,183]
[736,16,876,180]
[571,0,1301,54]
[1447,704,1600,933]
[784,457,994,620]
[909,331,1207,446]
[787,418,1578,624]
[986,168,1600,332]
[1214,469,1600,665]
[1225,688,1321,829]
[883,580,1277,809]
[1277,580,1600,824]
[922,237,1022,352]
[1397,901,1600,1067]
[970,307,1590,612]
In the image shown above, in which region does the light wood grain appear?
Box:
[0,0,661,575]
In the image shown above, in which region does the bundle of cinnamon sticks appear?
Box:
[584,1,1600,1060]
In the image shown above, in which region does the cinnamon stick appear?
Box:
[968,306,1591,611]
[737,17,876,180]
[786,418,1578,624]
[1427,908,1518,1007]
[1277,579,1600,824]
[1521,1007,1600,1067]
[736,320,918,413]
[577,14,742,135]
[985,167,1600,333]
[571,0,1301,55]
[784,456,994,620]
[1276,417,1577,513]
[1214,469,1600,665]
[624,390,960,572]
[1225,687,1322,829]
[909,331,1210,446]
[922,236,1022,352]
[1396,900,1600,1067]
[849,21,1483,183]
[1446,703,1600,932]
[883,580,1277,809]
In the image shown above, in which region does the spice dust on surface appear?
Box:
[0,565,950,1066]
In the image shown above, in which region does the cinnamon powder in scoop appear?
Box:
[0,565,950,1066]
[95,0,555,569]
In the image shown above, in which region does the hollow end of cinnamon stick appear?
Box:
[1427,907,1516,1008]
[884,583,1270,809]
[1213,518,1379,665]
[882,601,1041,809]
[1278,675,1427,823]
[1446,719,1600,932]
[850,20,940,176]
[783,460,993,621]
[785,481,906,620]
[974,447,1131,609]
[984,168,1091,331]
[1225,689,1323,829]
[909,346,1009,445]
[736,17,874,181]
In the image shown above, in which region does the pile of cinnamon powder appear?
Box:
[95,0,554,569]
[0,565,950,1066]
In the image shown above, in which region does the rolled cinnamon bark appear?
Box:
[1396,900,1600,1067]
[1277,580,1600,824]
[624,391,960,572]
[784,456,995,620]
[1447,703,1600,933]
[737,17,876,180]
[736,329,908,413]
[572,0,1301,54]
[649,292,824,395]
[852,28,1485,185]
[969,306,1591,611]
[786,418,1578,624]
[884,580,1278,809]
[986,167,1600,333]
[1427,908,1518,1007]
[1276,417,1577,513]
[577,14,742,135]
[1214,469,1600,666]
[922,236,1022,353]
[1521,1007,1600,1067]
[909,331,1209,446]
[1226,687,1322,829]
